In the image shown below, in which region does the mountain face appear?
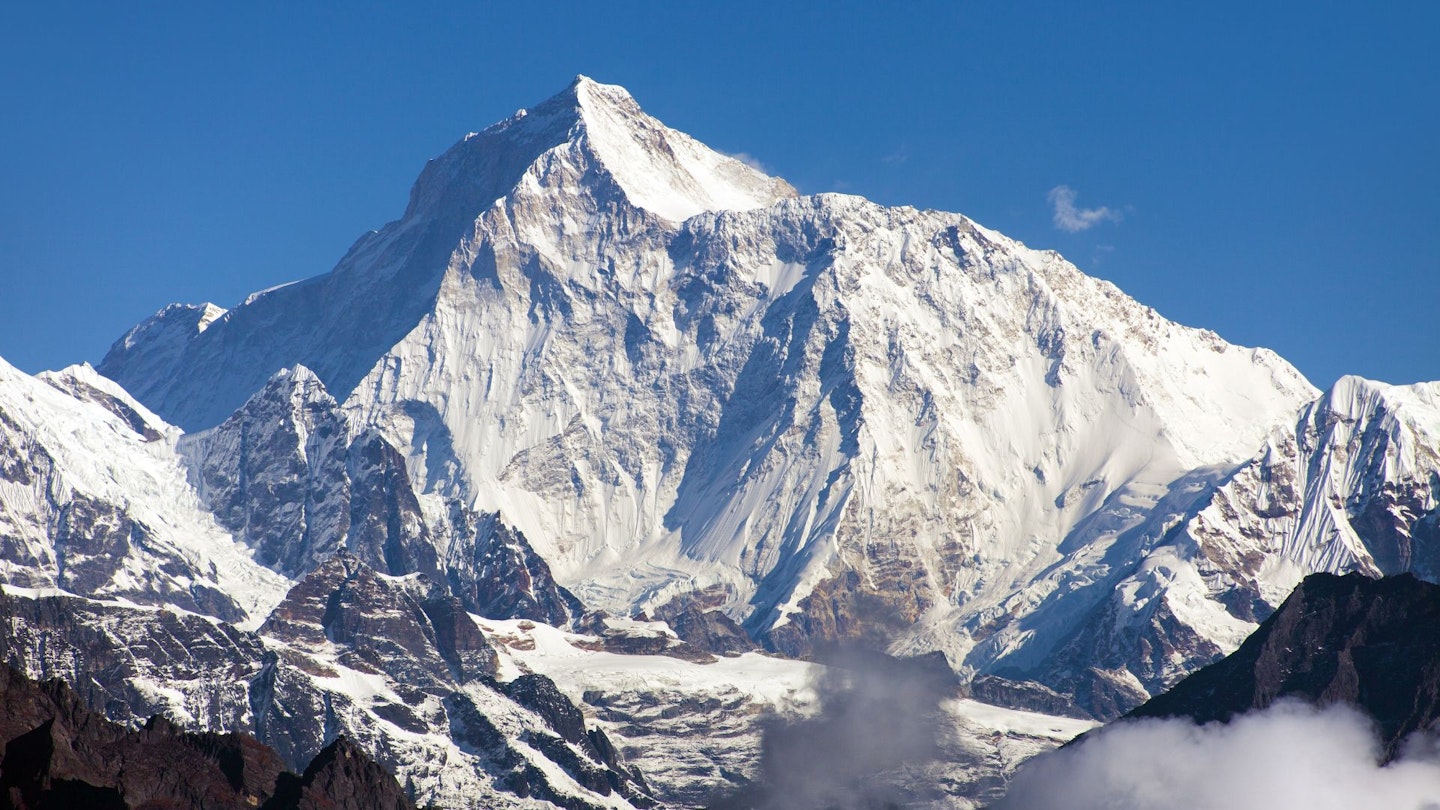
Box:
[1126,571,1440,760]
[96,77,1347,706]
[1,75,1438,808]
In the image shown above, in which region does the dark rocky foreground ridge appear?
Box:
[0,662,414,810]
[1125,571,1440,759]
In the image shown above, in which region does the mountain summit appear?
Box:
[404,75,796,228]
[94,78,1428,720]
[523,75,796,220]
[100,76,794,432]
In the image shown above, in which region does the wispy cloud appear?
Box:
[995,701,1440,809]
[725,151,771,173]
[1048,185,1122,233]
[882,146,910,166]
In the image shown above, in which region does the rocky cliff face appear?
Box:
[1126,571,1440,759]
[260,550,498,688]
[180,367,355,579]
[180,365,581,627]
[443,508,585,625]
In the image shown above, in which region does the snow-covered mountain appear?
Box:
[3,75,1439,807]
[1185,376,1440,584]
[177,364,582,625]
[100,77,795,434]
[1022,375,1440,713]
[97,77,1330,692]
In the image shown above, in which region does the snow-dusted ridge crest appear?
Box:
[0,356,290,625]
[84,75,1439,726]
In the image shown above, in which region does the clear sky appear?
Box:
[2,3,1436,388]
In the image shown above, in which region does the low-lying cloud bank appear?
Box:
[995,701,1440,810]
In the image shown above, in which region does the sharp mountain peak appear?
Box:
[415,75,796,224]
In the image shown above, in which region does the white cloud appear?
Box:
[1048,185,1122,232]
[996,701,1440,810]
[725,151,770,173]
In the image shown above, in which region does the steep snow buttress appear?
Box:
[1031,375,1440,716]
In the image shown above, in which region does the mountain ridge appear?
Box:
[91,78,1399,704]
[99,77,795,433]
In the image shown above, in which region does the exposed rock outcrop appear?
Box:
[652,586,754,656]
[444,508,584,626]
[261,550,498,687]
[1127,571,1440,759]
[969,675,1091,720]
[266,736,416,810]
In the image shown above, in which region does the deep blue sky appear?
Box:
[2,3,1436,388]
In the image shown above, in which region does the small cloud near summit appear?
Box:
[882,146,910,166]
[1048,185,1122,233]
[724,151,771,173]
